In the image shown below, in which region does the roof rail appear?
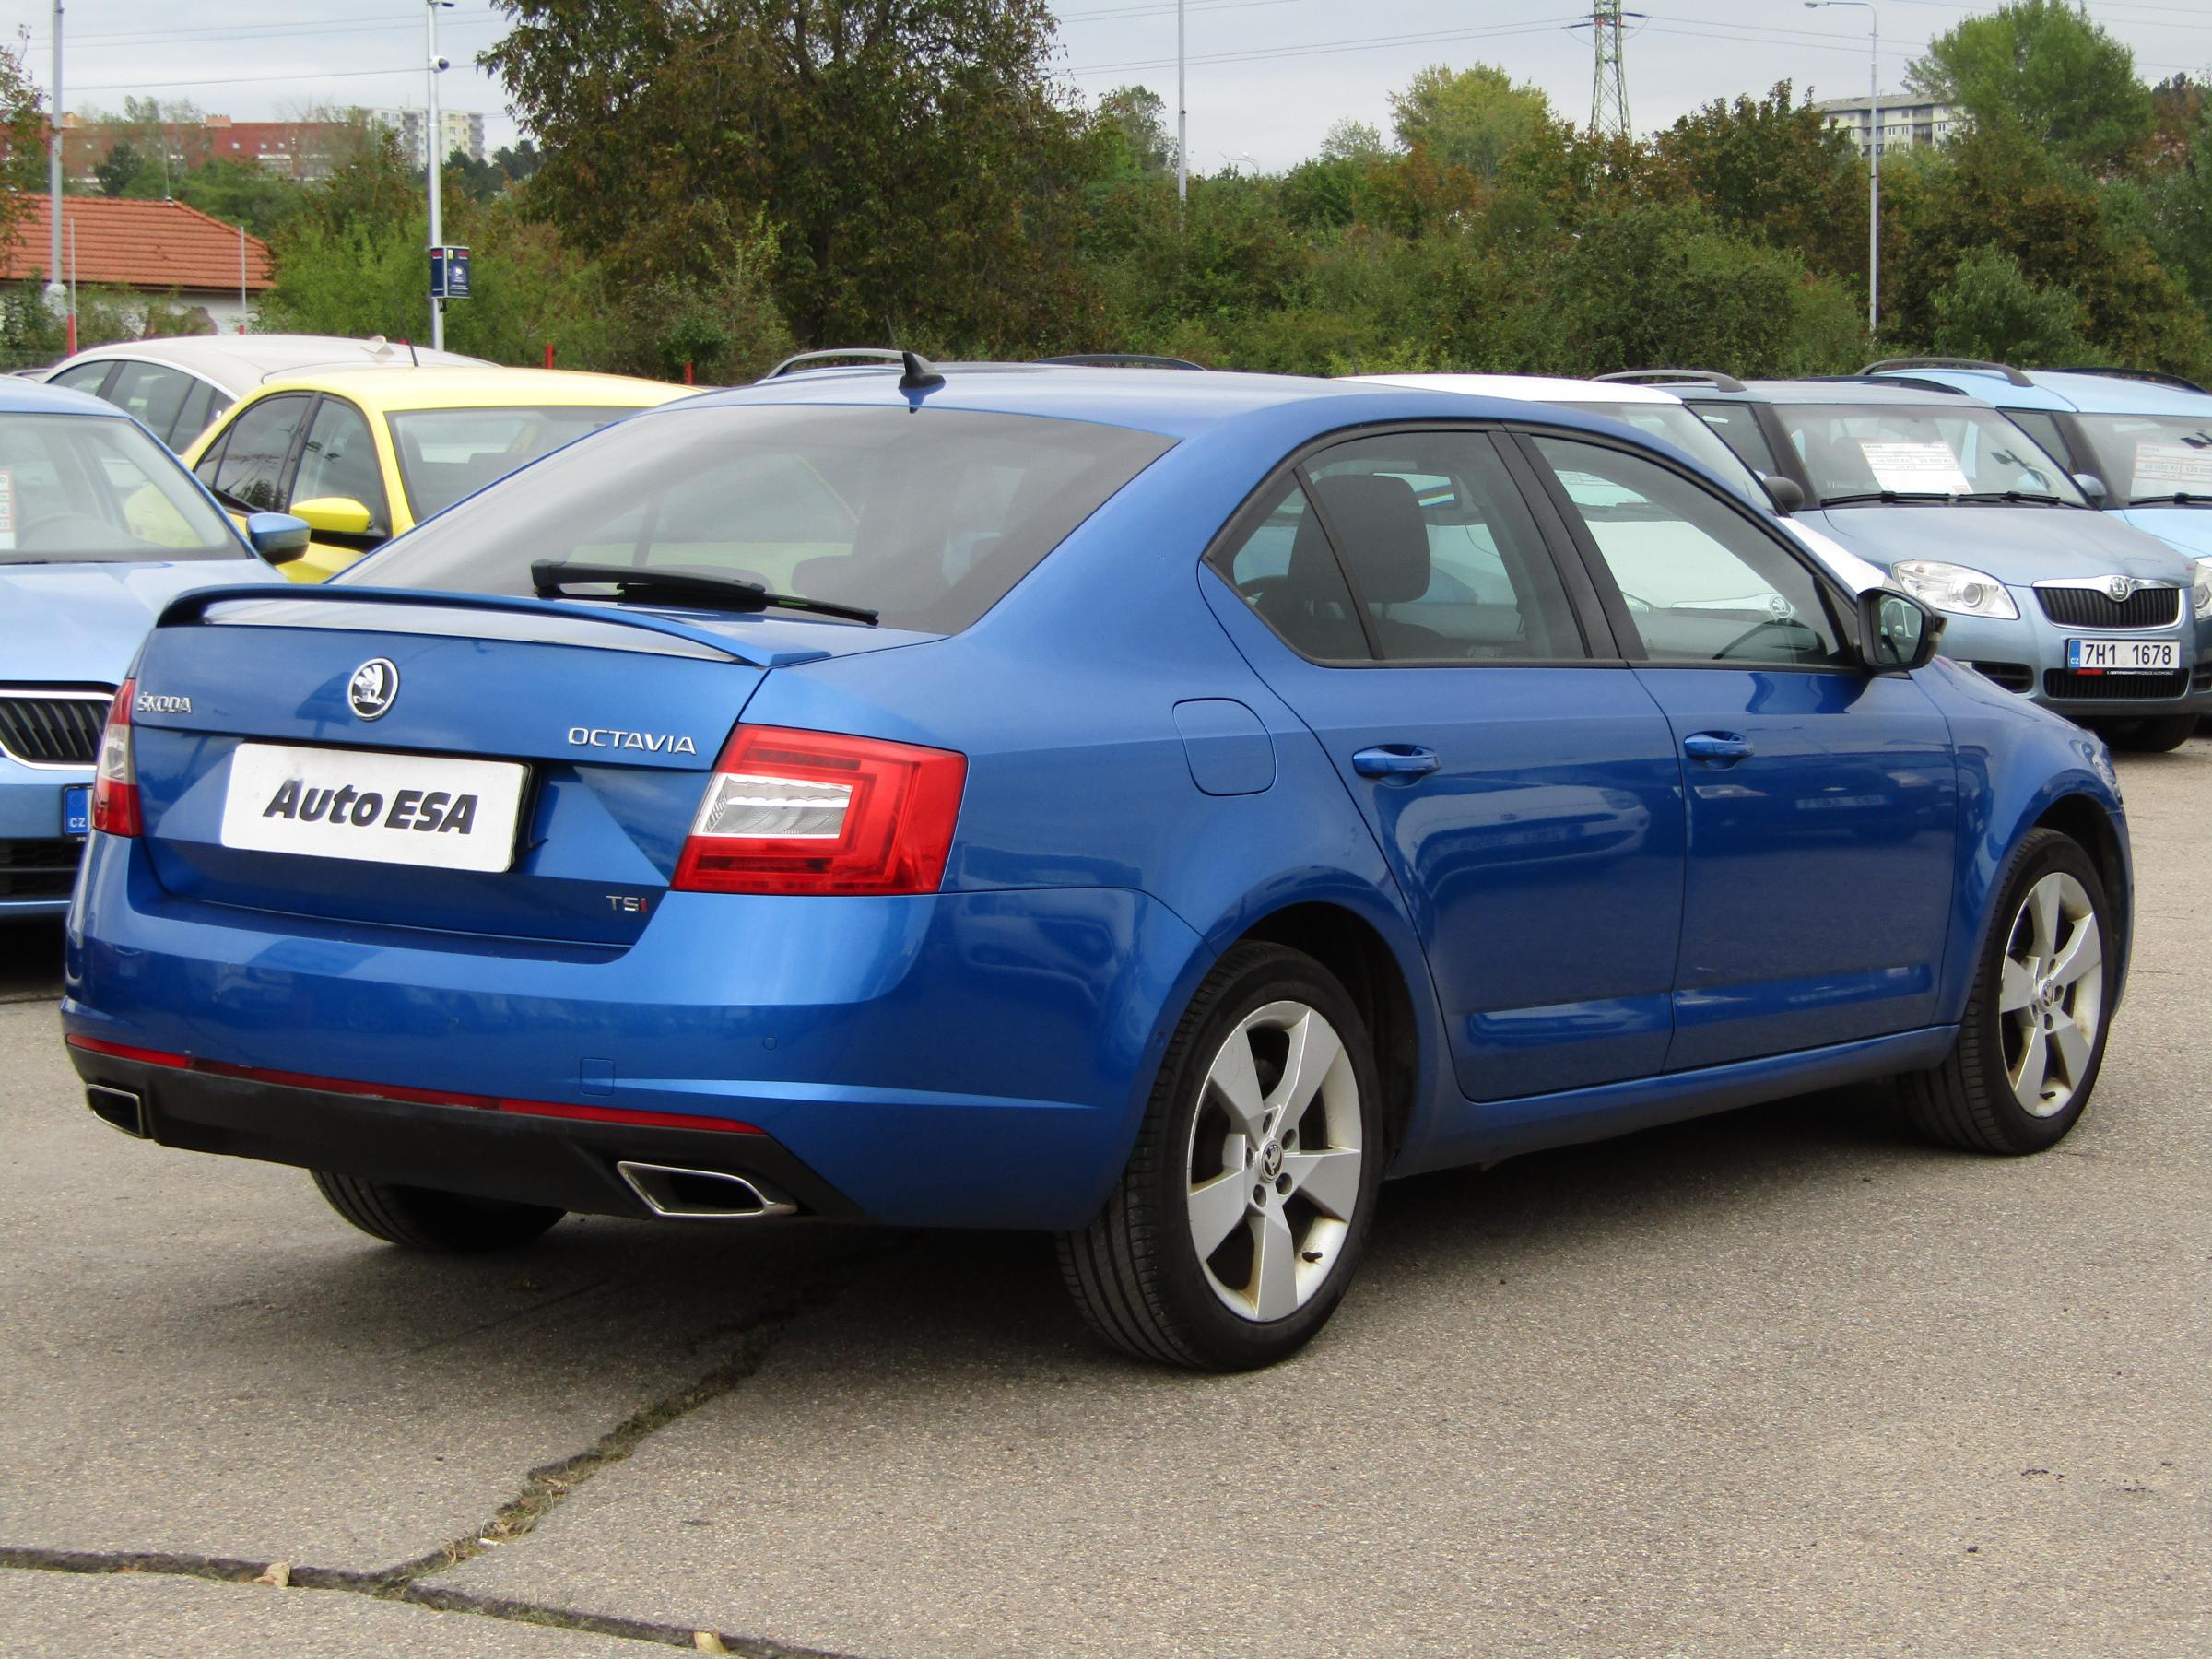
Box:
[1796,373,1969,396]
[762,347,945,392]
[1594,368,1747,394]
[1034,354,1206,371]
[2041,365,2210,394]
[1860,356,2032,388]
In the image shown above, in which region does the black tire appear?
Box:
[1899,828,2116,1154]
[2104,714,2196,753]
[310,1171,565,1252]
[1057,942,1386,1371]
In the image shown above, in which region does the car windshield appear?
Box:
[352,404,1177,635]
[387,405,652,521]
[1769,404,2086,506]
[2065,414,2212,502]
[1558,402,1768,499]
[0,411,241,565]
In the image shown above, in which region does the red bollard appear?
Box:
[683,361,694,386]
[544,343,555,370]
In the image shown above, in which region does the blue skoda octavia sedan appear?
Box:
[63,361,2131,1369]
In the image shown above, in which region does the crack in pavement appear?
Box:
[3,1239,904,1655]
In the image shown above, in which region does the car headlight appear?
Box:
[1890,560,2020,619]
[2192,557,2212,617]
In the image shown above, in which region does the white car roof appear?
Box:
[1356,372,1678,406]
[39,334,487,395]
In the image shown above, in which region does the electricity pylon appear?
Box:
[1588,0,1630,141]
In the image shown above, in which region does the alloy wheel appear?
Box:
[1185,1000,1363,1322]
[1998,871,2105,1118]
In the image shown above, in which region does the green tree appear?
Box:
[1908,1,2153,176]
[0,42,48,247]
[1652,84,1865,285]
[1097,85,1174,175]
[1388,62,1554,183]
[1319,119,1386,163]
[486,0,1100,350]
[175,159,307,241]
[1928,247,2089,359]
[93,141,148,198]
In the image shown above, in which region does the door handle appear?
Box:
[1682,731,1754,763]
[1352,745,1441,779]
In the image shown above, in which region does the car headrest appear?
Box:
[1308,473,1431,605]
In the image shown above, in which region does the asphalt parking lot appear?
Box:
[3,747,2208,1658]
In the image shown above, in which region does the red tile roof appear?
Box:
[0,195,274,292]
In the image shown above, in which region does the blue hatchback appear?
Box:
[0,380,297,921]
[62,363,2132,1369]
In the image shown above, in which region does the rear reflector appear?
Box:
[91,681,140,837]
[63,1035,762,1135]
[674,724,966,896]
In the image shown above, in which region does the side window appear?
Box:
[51,361,116,396]
[1210,477,1370,661]
[105,361,195,447]
[1688,401,1781,476]
[1528,435,1846,668]
[2006,410,2078,475]
[171,379,220,450]
[205,393,312,513]
[1306,432,1586,661]
[292,397,390,535]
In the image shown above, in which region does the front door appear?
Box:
[1517,430,1959,1069]
[1206,428,1687,1100]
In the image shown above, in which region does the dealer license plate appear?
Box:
[218,743,527,873]
[2066,638,2178,673]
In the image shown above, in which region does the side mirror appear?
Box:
[1759,472,1805,514]
[1858,587,1944,673]
[289,496,376,538]
[2072,471,2110,505]
[244,512,312,564]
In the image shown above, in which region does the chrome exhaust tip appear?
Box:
[615,1161,797,1219]
[85,1085,148,1139]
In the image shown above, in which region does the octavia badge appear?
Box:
[2107,576,2136,601]
[347,658,399,721]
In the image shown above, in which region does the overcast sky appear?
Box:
[7,1,2209,172]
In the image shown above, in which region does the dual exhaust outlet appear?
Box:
[83,1087,794,1221]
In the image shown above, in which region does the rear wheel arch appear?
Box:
[1235,901,1422,1159]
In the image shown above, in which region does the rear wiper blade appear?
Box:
[2127,491,2212,506]
[1818,490,1956,506]
[530,561,878,626]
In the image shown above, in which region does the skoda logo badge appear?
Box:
[2107,576,2135,601]
[347,658,399,721]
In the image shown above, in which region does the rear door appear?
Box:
[1207,427,1686,1100]
[1516,429,1959,1069]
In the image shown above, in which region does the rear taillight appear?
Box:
[673,725,966,896]
[91,680,141,837]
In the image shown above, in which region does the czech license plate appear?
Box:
[63,784,89,837]
[218,743,527,873]
[2067,638,2178,673]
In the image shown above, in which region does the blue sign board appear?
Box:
[429,245,472,300]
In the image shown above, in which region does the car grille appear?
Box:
[0,691,112,767]
[2034,585,2182,629]
[1970,662,2034,692]
[0,838,82,900]
[2044,669,2189,701]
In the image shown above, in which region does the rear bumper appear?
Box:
[63,836,1206,1230]
[65,1042,862,1222]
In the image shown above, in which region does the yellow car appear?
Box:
[182,366,697,582]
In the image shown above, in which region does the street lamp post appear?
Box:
[1807,0,1879,340]
[47,0,65,331]
[426,0,453,349]
[1176,0,1187,206]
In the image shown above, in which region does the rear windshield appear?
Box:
[354,404,1176,634]
[1558,402,1766,499]
[0,411,242,565]
[387,405,646,521]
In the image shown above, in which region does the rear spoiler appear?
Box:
[152,583,836,670]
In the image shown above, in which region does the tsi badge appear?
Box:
[348,658,400,722]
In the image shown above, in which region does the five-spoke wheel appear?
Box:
[1060,943,1383,1370]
